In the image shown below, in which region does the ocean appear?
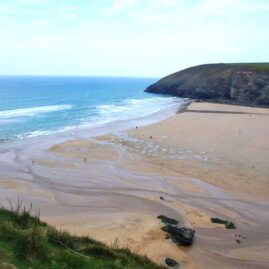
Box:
[0,76,183,144]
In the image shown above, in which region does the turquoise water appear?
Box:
[0,76,181,142]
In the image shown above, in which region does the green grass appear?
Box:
[0,208,165,269]
[227,63,269,73]
[177,62,269,77]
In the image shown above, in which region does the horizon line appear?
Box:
[0,74,159,79]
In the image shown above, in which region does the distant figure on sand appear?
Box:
[32,160,34,166]
[84,157,87,163]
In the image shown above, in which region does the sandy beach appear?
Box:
[1,102,269,269]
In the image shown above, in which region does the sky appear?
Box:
[0,0,268,77]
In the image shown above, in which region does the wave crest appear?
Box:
[0,105,73,119]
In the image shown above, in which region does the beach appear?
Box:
[1,101,269,269]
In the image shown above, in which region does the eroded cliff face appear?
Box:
[145,64,269,107]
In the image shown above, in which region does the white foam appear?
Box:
[96,104,131,114]
[0,105,73,119]
[94,97,180,123]
[12,97,185,140]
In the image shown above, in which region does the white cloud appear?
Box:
[103,0,138,15]
[16,0,51,4]
[0,0,268,76]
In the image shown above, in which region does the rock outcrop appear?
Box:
[157,215,195,246]
[157,215,179,225]
[162,225,195,246]
[165,258,178,267]
[210,217,236,229]
[145,63,269,107]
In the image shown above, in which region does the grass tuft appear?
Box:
[14,226,50,261]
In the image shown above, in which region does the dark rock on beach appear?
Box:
[145,63,269,107]
[157,215,195,246]
[162,225,195,246]
[211,217,236,229]
[157,215,179,225]
[165,258,178,267]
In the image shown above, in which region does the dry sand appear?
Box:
[127,102,269,198]
[0,102,269,269]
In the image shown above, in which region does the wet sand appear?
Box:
[0,102,269,269]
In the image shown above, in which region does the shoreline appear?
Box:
[0,97,184,153]
[0,101,269,268]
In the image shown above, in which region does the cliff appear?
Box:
[145,63,269,107]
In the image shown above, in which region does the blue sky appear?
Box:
[0,0,268,77]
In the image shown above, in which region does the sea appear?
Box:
[0,76,184,145]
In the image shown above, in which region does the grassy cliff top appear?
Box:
[0,207,164,269]
[227,63,269,73]
[175,63,269,76]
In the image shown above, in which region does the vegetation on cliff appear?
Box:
[145,63,269,107]
[0,207,164,269]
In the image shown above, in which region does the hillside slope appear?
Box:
[0,208,164,269]
[145,63,269,107]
